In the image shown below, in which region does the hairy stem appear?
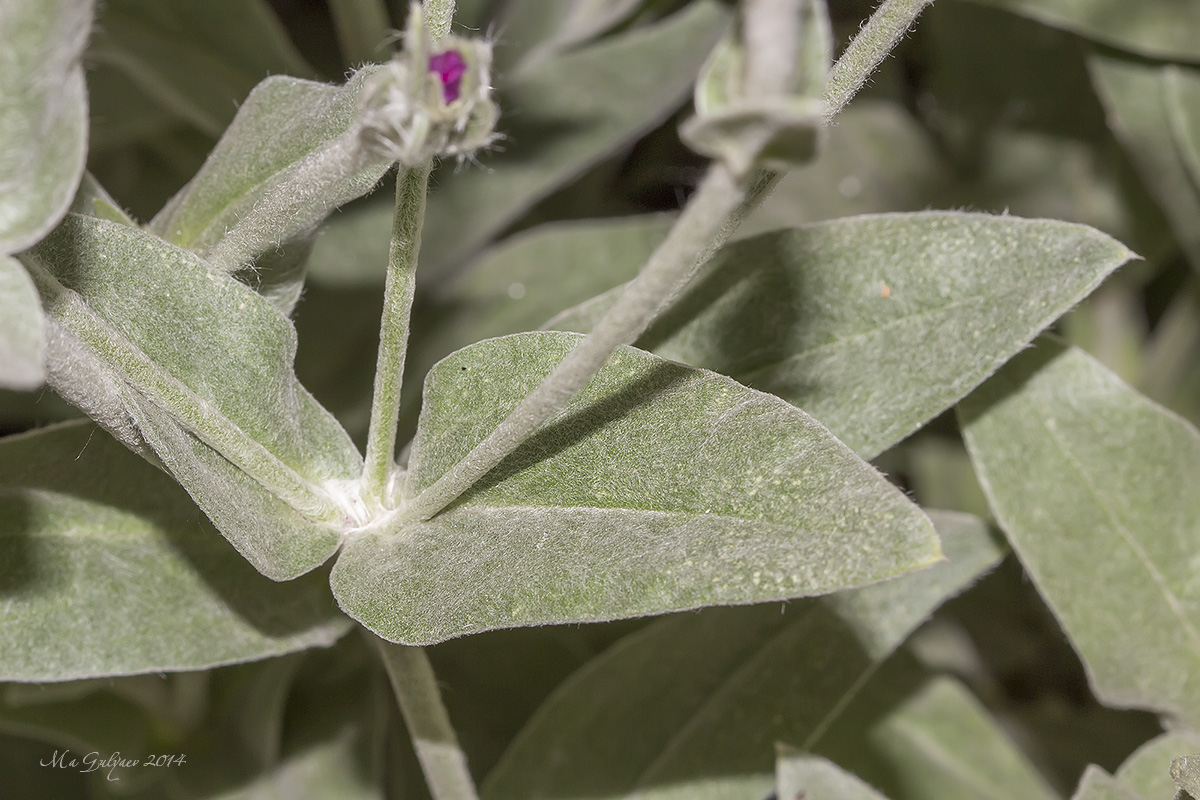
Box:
[425,0,457,42]
[403,163,747,521]
[825,0,934,117]
[402,0,935,521]
[362,164,431,508]
[376,639,480,800]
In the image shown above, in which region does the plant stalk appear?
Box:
[825,0,934,118]
[402,0,938,521]
[375,639,480,800]
[425,0,456,42]
[362,164,431,508]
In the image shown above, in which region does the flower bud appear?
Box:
[357,4,498,166]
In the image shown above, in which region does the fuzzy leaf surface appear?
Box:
[1090,56,1200,271]
[0,422,350,682]
[551,212,1133,458]
[315,1,725,278]
[821,676,1057,800]
[0,255,44,389]
[1072,768,1145,800]
[151,68,390,280]
[333,332,942,644]
[965,0,1200,62]
[960,340,1200,725]
[481,511,1001,799]
[21,211,361,579]
[777,753,891,800]
[0,0,91,255]
[89,0,314,137]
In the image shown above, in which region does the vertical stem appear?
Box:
[424,0,457,43]
[362,164,431,507]
[375,639,480,800]
[825,0,934,117]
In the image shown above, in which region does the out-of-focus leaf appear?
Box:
[481,511,1002,799]
[89,0,315,138]
[0,255,44,390]
[150,68,391,290]
[1090,56,1200,272]
[205,731,383,800]
[960,340,1200,726]
[744,103,1127,242]
[552,212,1133,458]
[777,751,891,800]
[1072,767,1144,800]
[328,0,391,67]
[333,332,941,645]
[315,0,725,280]
[0,0,92,255]
[826,677,1058,800]
[1165,66,1200,196]
[1115,731,1200,799]
[0,422,351,681]
[494,0,646,72]
[963,0,1200,63]
[21,211,362,579]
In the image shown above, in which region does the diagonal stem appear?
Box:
[402,0,937,521]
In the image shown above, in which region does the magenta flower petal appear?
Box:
[429,50,468,103]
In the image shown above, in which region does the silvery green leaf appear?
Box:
[1165,66,1200,196]
[150,68,392,309]
[333,332,942,645]
[1089,56,1200,271]
[21,210,362,579]
[960,340,1200,725]
[550,212,1133,458]
[963,0,1200,62]
[480,511,1001,799]
[824,677,1057,800]
[777,752,891,800]
[0,255,44,389]
[0,0,92,255]
[1072,768,1145,800]
[314,0,726,280]
[206,732,383,800]
[494,0,646,72]
[89,0,315,138]
[1115,731,1200,799]
[0,422,350,681]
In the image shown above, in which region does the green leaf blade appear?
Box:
[552,212,1134,458]
[0,0,92,255]
[22,210,362,579]
[0,255,44,390]
[480,511,1002,799]
[777,752,892,800]
[0,423,351,682]
[150,68,391,282]
[335,331,941,644]
[960,340,1200,726]
[965,0,1200,62]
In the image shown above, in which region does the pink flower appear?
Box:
[429,50,468,103]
